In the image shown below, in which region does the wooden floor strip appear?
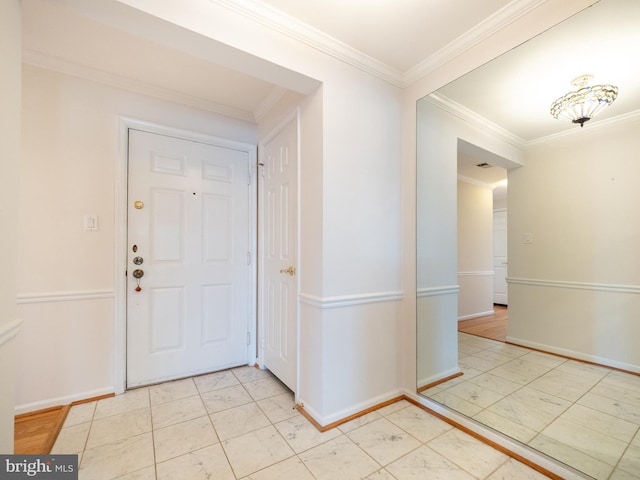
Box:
[14,404,70,454]
[458,305,508,341]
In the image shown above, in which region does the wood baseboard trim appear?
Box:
[71,393,115,406]
[15,393,115,455]
[296,395,406,433]
[14,405,64,422]
[417,371,463,393]
[403,396,562,480]
[298,394,560,478]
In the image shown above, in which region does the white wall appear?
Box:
[15,0,603,435]
[403,0,598,396]
[16,64,257,412]
[0,0,21,453]
[457,180,494,320]
[507,118,640,372]
[416,97,523,387]
[18,0,403,426]
[112,0,405,426]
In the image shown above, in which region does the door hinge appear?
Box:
[246,331,251,346]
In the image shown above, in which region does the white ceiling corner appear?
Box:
[22,48,258,122]
[403,0,548,86]
[209,0,405,86]
[427,93,526,149]
[253,85,288,122]
[213,0,548,88]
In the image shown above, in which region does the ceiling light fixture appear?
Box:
[550,74,618,127]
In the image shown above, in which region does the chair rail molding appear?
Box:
[506,277,640,294]
[16,289,115,304]
[0,319,23,347]
[417,285,459,298]
[299,290,403,309]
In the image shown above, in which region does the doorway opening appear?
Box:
[115,119,258,393]
[457,139,508,343]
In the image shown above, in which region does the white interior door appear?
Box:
[260,115,298,392]
[127,129,254,387]
[493,209,508,305]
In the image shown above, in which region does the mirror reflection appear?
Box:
[416,1,640,478]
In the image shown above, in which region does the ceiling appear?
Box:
[22,0,639,142]
[22,0,548,123]
[437,0,640,143]
[252,0,512,73]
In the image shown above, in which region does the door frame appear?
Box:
[257,108,301,398]
[114,117,257,394]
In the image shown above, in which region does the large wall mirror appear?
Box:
[416,0,640,478]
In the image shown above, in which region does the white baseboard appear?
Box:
[417,366,461,391]
[458,310,494,321]
[15,387,114,415]
[306,388,404,427]
[506,336,640,374]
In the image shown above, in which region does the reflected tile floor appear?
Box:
[422,333,640,480]
[53,366,549,480]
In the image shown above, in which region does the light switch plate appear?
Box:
[84,215,98,231]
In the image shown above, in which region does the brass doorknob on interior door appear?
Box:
[279,266,295,276]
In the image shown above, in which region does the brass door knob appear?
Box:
[279,266,296,276]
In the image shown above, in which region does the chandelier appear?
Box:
[550,74,618,127]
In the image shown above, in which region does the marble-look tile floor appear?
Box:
[421,332,640,480]
[53,365,550,480]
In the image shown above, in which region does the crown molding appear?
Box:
[426,93,526,148]
[210,0,405,87]
[23,49,257,123]
[403,0,547,86]
[426,91,640,150]
[525,109,640,148]
[210,0,547,88]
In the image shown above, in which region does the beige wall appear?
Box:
[0,0,21,453]
[457,180,494,319]
[16,64,257,412]
[416,97,522,387]
[508,118,640,371]
[19,0,403,425]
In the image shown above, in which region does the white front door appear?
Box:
[260,115,298,392]
[127,129,254,387]
[493,209,508,305]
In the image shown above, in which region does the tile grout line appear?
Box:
[148,386,159,480]
[450,334,640,478]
